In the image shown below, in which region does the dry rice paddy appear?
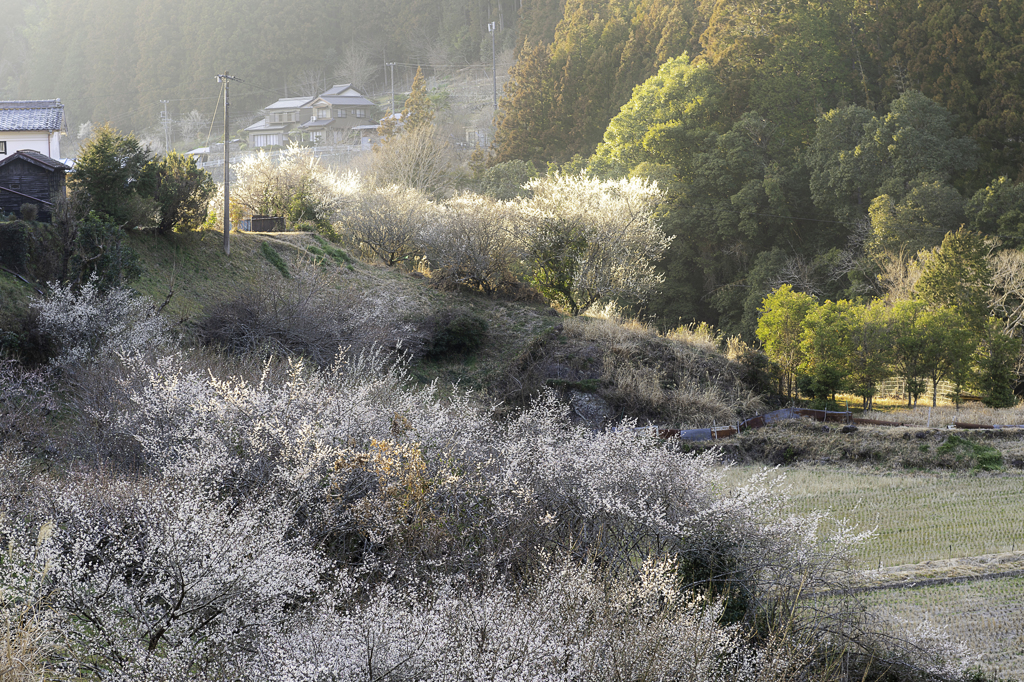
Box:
[862,577,1024,680]
[720,466,1024,568]
[721,464,1024,678]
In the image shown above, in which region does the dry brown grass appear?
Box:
[1,605,53,682]
[560,313,765,428]
[715,418,1024,470]
[860,404,1024,427]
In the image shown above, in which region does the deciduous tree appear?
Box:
[756,285,816,399]
[518,173,670,315]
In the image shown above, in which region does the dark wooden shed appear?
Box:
[0,150,69,223]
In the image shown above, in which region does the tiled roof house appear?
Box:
[244,85,376,148]
[243,96,313,148]
[0,100,66,160]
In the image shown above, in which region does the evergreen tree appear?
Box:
[493,41,557,166]
[70,124,158,228]
[915,227,993,331]
[402,66,434,132]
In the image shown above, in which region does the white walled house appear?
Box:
[244,96,313,148]
[0,100,66,160]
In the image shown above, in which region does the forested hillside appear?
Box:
[6,0,521,135]
[8,0,1024,340]
[497,0,1024,337]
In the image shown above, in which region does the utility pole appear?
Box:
[489,22,497,110]
[386,62,396,115]
[216,72,241,256]
[160,100,170,152]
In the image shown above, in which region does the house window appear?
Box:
[337,109,347,118]
[356,109,365,118]
[317,108,330,119]
[0,141,6,154]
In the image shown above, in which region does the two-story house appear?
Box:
[0,100,66,160]
[244,96,314,148]
[298,84,374,145]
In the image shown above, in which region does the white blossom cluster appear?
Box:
[0,283,973,680]
[245,560,793,682]
[30,276,169,369]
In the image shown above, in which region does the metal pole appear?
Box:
[160,100,170,151]
[489,22,497,110]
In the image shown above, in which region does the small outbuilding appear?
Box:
[0,149,70,223]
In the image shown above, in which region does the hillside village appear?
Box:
[4,0,1024,680]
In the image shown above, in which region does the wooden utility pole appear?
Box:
[216,72,241,255]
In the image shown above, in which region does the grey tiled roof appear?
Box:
[0,100,65,132]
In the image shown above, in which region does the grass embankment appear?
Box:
[4,228,762,423]
[129,229,563,400]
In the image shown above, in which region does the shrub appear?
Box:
[0,219,29,272]
[418,193,525,295]
[30,277,168,369]
[151,151,216,233]
[22,191,141,288]
[19,203,38,222]
[477,158,537,200]
[197,262,430,364]
[69,123,158,228]
[425,308,488,359]
[339,184,428,266]
[33,470,322,680]
[232,146,354,231]
[370,124,461,198]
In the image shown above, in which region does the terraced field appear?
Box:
[720,465,1024,679]
[721,466,1024,568]
[863,577,1024,681]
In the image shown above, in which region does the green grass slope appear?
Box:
[3,226,764,424]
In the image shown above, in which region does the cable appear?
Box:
[206,81,225,149]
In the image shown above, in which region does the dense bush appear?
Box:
[0,283,974,681]
[339,184,428,266]
[417,193,524,295]
[517,174,672,315]
[232,146,354,232]
[69,123,158,227]
[0,219,29,272]
[151,151,216,233]
[197,261,430,364]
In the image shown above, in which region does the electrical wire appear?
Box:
[205,81,225,149]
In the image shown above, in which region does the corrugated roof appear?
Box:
[0,100,65,132]
[0,149,71,172]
